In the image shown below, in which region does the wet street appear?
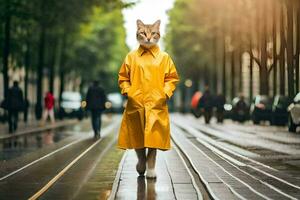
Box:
[170,113,300,200]
[1,113,300,199]
[0,115,124,199]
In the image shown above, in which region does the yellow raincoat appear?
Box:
[118,45,179,150]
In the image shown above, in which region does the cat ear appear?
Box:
[137,19,144,28]
[153,20,161,28]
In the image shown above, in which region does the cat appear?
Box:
[135,19,161,179]
[136,19,160,49]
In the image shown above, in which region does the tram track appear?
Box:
[171,140,212,200]
[0,137,84,181]
[0,116,121,200]
[171,115,300,199]
[29,121,118,200]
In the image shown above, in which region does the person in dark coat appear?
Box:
[215,94,226,123]
[7,81,24,133]
[199,85,213,124]
[86,80,107,138]
[235,95,248,122]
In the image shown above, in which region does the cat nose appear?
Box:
[147,38,150,42]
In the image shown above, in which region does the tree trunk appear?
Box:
[2,0,11,99]
[49,39,58,94]
[238,47,243,93]
[59,33,67,104]
[279,4,286,95]
[35,25,46,119]
[260,0,269,95]
[222,33,227,97]
[191,73,199,94]
[230,50,235,99]
[24,41,30,122]
[249,40,254,101]
[296,3,300,92]
[204,64,209,86]
[24,43,30,102]
[273,1,278,96]
[212,35,218,93]
[286,0,295,98]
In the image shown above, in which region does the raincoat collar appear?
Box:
[137,45,160,58]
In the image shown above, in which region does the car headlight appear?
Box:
[105,101,112,109]
[224,104,232,111]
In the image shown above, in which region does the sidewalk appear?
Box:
[110,146,199,200]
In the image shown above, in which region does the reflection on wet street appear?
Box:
[137,176,157,200]
[0,125,81,161]
[2,114,300,199]
[113,146,200,200]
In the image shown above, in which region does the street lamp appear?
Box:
[184,79,193,112]
[185,79,193,88]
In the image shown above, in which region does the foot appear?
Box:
[94,134,101,139]
[136,160,146,176]
[146,168,156,179]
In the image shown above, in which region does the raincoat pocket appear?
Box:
[127,88,143,109]
[152,89,167,109]
[125,110,144,142]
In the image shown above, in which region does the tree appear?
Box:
[1,0,132,119]
[166,0,300,102]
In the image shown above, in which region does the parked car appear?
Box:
[106,93,124,113]
[287,92,300,132]
[231,97,250,122]
[272,95,291,126]
[58,91,84,120]
[250,95,273,124]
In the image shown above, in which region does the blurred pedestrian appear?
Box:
[7,81,24,133]
[215,94,226,123]
[235,95,248,122]
[199,85,213,124]
[191,91,202,118]
[42,92,55,124]
[86,80,107,138]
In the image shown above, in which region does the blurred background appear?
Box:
[0,0,300,128]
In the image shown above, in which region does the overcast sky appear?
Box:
[122,0,175,50]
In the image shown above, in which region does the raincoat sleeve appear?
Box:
[164,56,179,99]
[118,55,131,95]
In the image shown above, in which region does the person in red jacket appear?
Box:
[42,92,55,124]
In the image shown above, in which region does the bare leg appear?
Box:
[41,109,49,125]
[49,109,55,124]
[135,148,146,176]
[146,148,157,178]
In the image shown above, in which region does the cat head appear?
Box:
[136,19,161,48]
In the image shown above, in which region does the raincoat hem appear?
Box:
[117,145,170,151]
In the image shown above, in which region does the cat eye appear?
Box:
[140,32,146,36]
[151,32,156,35]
